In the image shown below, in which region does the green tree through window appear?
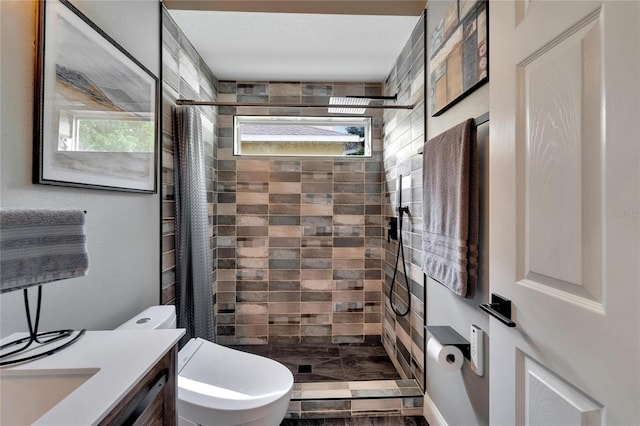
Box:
[78,119,154,152]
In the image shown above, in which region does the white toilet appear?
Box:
[116,306,294,426]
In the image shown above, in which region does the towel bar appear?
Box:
[418,112,489,154]
[474,111,490,126]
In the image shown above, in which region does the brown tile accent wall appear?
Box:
[382,14,427,389]
[161,9,218,308]
[216,81,384,345]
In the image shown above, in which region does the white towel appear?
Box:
[421,119,479,297]
[0,209,88,293]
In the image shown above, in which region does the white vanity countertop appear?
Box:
[0,329,185,425]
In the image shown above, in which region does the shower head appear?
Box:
[328,94,399,114]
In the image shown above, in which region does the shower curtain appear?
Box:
[173,106,214,344]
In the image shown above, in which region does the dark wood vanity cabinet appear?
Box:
[98,346,178,426]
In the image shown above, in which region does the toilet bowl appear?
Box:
[116,306,293,426]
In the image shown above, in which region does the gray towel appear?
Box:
[0,209,88,293]
[421,119,479,297]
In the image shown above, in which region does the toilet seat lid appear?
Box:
[177,338,293,411]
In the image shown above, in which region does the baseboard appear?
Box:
[423,393,448,426]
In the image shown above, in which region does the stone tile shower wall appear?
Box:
[161,8,218,307]
[215,81,385,345]
[382,14,427,389]
[160,9,427,391]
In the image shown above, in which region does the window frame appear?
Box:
[58,110,154,153]
[233,115,373,158]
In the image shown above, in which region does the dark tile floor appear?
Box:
[230,342,401,383]
[280,416,428,425]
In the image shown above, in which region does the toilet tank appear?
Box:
[116,305,177,330]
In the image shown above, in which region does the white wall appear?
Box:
[424,92,490,426]
[423,1,490,425]
[0,0,161,335]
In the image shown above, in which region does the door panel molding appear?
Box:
[514,8,603,311]
[516,350,603,426]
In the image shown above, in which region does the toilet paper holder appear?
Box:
[425,326,470,360]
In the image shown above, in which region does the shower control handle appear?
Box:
[398,206,410,218]
[388,217,398,242]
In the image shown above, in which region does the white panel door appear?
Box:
[489,1,640,425]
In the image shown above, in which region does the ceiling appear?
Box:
[165,1,424,82]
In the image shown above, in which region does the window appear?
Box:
[234,115,372,157]
[58,110,154,153]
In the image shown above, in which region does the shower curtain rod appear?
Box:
[176,99,415,110]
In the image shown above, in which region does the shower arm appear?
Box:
[176,98,415,110]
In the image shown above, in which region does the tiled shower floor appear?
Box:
[230,342,401,383]
[230,342,424,421]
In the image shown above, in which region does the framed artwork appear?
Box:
[428,0,488,116]
[34,0,158,193]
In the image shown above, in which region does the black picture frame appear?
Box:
[34,0,159,193]
[428,0,488,117]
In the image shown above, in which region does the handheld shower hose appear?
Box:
[389,206,411,317]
